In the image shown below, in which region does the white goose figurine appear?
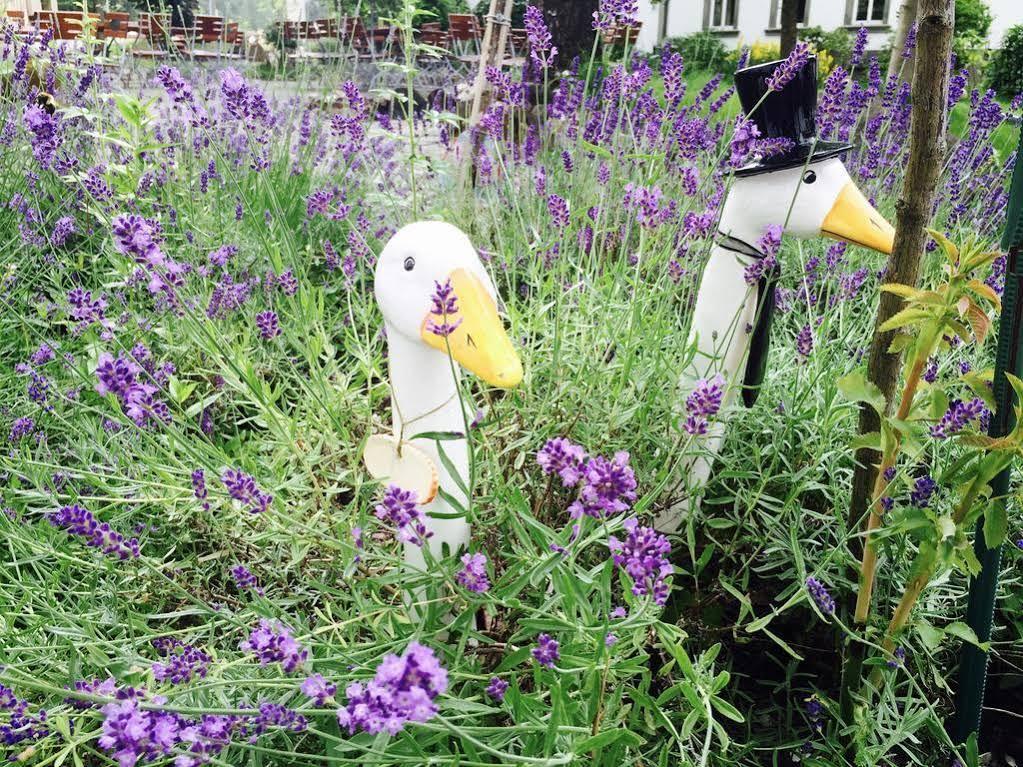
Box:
[366,221,523,573]
[655,57,896,533]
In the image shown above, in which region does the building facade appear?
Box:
[635,0,1023,53]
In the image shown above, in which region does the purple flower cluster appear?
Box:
[568,451,638,519]
[50,504,140,559]
[336,642,448,735]
[796,324,814,361]
[532,633,560,667]
[221,469,272,514]
[374,485,432,546]
[301,674,337,705]
[191,469,210,511]
[622,183,674,228]
[255,310,281,340]
[547,194,570,229]
[766,41,811,92]
[24,104,60,169]
[537,437,588,486]
[455,552,490,593]
[485,676,509,702]
[930,398,990,438]
[239,619,308,673]
[231,564,261,593]
[909,475,937,508]
[684,374,725,436]
[426,279,462,338]
[608,517,673,604]
[744,224,783,284]
[0,683,48,749]
[592,0,639,32]
[523,5,557,69]
[806,577,835,615]
[95,351,168,428]
[537,439,637,519]
[151,637,212,685]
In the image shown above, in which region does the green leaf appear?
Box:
[837,369,886,412]
[945,621,991,651]
[710,695,745,722]
[850,431,881,451]
[878,306,932,334]
[983,499,1009,550]
[916,621,944,650]
[573,728,643,753]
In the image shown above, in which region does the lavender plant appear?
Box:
[0,4,1019,766]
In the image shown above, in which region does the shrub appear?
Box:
[668,30,727,72]
[801,25,853,69]
[954,0,993,77]
[988,23,1023,98]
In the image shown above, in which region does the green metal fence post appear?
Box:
[952,124,1023,747]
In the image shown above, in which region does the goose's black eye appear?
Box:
[403,257,415,272]
[803,170,817,184]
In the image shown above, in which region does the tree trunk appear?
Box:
[538,0,599,65]
[780,0,799,57]
[887,0,921,81]
[841,0,954,731]
[658,0,670,44]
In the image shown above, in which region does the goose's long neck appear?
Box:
[385,325,470,570]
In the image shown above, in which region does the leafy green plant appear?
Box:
[668,31,727,73]
[988,24,1023,98]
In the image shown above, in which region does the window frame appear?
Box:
[768,0,810,30]
[847,0,889,25]
[704,0,739,31]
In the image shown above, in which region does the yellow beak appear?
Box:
[821,181,895,255]
[420,268,523,389]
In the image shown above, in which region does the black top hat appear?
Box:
[732,54,850,177]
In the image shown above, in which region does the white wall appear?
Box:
[634,0,976,54]
[988,0,1023,46]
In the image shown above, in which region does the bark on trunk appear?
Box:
[840,0,954,735]
[847,0,953,568]
[887,0,921,81]
[538,0,599,65]
[780,0,799,57]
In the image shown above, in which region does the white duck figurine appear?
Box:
[366,221,523,573]
[655,57,896,533]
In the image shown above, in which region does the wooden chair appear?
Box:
[339,16,371,60]
[447,13,481,63]
[133,13,169,60]
[5,9,30,30]
[601,23,641,47]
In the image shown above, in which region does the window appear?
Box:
[854,0,887,22]
[707,0,738,29]
[770,0,809,28]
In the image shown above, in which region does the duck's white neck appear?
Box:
[716,197,769,255]
[384,324,470,569]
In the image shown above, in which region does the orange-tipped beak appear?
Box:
[420,268,523,389]
[821,181,895,255]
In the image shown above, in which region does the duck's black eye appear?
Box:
[403,257,415,272]
[803,170,817,184]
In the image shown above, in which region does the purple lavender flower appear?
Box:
[547,194,569,229]
[930,398,989,438]
[24,104,60,169]
[605,633,618,647]
[336,642,448,736]
[796,324,814,361]
[455,552,490,593]
[909,475,937,508]
[485,676,509,702]
[208,244,238,268]
[568,451,637,519]
[608,518,673,604]
[301,674,337,705]
[532,633,560,668]
[902,22,918,59]
[375,485,432,547]
[256,310,281,340]
[151,637,211,685]
[851,26,868,67]
[887,646,906,668]
[806,577,835,615]
[50,504,140,560]
[51,215,75,247]
[766,41,811,92]
[426,279,462,338]
[523,5,557,69]
[192,469,210,512]
[231,564,261,593]
[684,374,725,436]
[221,469,272,514]
[9,416,36,442]
[537,437,589,487]
[0,683,48,748]
[623,183,672,228]
[240,619,308,673]
[592,0,639,32]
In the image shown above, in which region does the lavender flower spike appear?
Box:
[766,41,811,92]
